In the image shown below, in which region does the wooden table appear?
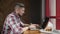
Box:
[23,30,45,34]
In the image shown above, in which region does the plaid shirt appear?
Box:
[2,12,25,34]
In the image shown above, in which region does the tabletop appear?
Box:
[23,30,60,34]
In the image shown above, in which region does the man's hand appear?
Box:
[22,27,29,33]
[29,24,39,29]
[29,24,36,28]
[30,24,39,27]
[24,24,30,27]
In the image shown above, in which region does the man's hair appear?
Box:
[15,3,24,8]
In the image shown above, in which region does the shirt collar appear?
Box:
[13,12,21,18]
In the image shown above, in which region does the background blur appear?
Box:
[1,0,60,33]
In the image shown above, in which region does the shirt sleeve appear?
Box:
[6,16,23,34]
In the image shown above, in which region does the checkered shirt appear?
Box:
[2,12,24,34]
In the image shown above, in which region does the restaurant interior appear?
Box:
[0,0,60,34]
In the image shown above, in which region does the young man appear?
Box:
[2,3,37,34]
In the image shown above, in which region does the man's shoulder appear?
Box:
[6,12,15,18]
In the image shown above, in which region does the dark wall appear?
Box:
[30,0,42,25]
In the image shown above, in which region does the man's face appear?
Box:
[18,8,25,16]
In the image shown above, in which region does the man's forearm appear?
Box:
[22,27,29,33]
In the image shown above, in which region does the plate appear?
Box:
[40,29,52,33]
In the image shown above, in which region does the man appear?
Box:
[2,3,37,34]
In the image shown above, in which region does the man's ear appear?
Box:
[15,7,19,14]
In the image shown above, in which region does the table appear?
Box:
[23,30,40,34]
[23,30,60,34]
[23,30,47,34]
